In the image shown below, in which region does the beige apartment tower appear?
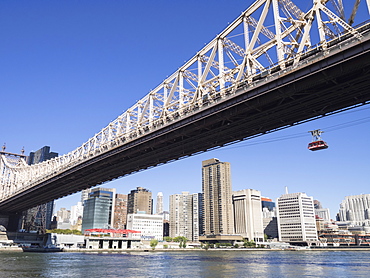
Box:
[202,158,234,235]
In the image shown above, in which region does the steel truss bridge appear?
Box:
[1,0,370,213]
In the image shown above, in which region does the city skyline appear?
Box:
[1,1,370,220]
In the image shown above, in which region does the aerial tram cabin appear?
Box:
[308,130,328,151]
[308,140,328,151]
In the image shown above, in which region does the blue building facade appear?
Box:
[82,188,115,232]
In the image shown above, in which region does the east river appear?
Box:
[1,250,370,277]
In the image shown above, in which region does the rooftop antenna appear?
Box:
[2,143,5,152]
[285,186,289,194]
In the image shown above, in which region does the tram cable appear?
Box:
[221,109,370,150]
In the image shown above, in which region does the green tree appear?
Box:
[203,242,209,250]
[243,240,256,248]
[163,236,173,242]
[46,229,82,235]
[150,239,159,250]
[173,236,187,248]
[173,236,187,242]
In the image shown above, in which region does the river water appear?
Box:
[0,250,369,277]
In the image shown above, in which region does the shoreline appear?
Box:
[64,247,370,252]
[2,247,370,253]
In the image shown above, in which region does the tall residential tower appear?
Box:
[202,158,234,235]
[156,192,163,215]
[169,192,203,242]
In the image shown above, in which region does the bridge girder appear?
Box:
[1,0,370,212]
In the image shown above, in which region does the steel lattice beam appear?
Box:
[1,0,370,211]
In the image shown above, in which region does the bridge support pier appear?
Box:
[0,212,22,232]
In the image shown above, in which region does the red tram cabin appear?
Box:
[308,129,328,151]
[308,140,329,151]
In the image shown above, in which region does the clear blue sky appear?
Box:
[1,1,369,219]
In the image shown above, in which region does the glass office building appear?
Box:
[82,188,116,231]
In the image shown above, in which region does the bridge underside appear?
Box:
[1,34,370,213]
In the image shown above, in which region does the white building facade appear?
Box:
[156,192,164,215]
[169,192,202,242]
[233,189,264,242]
[338,194,370,226]
[192,193,203,242]
[70,202,84,226]
[315,208,331,221]
[277,192,318,244]
[126,213,164,241]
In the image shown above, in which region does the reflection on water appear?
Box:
[0,250,369,277]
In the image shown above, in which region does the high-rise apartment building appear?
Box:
[170,192,192,240]
[338,194,370,226]
[233,189,264,242]
[202,158,234,235]
[81,188,116,231]
[169,192,203,242]
[23,146,58,232]
[156,192,164,215]
[127,187,153,215]
[277,192,318,244]
[193,193,204,240]
[113,194,128,229]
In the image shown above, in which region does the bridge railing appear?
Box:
[1,0,366,201]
